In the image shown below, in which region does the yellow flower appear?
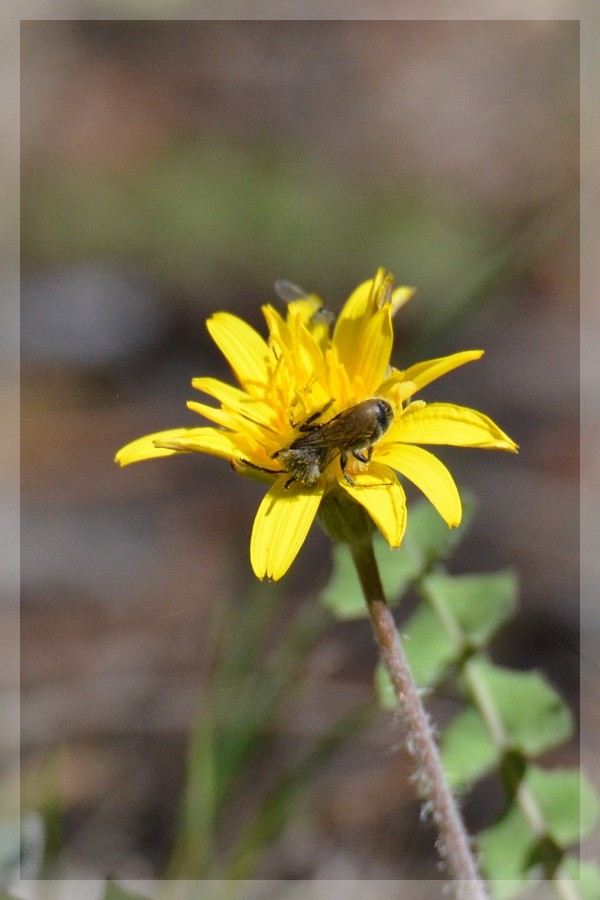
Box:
[115,269,517,580]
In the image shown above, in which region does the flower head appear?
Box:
[116,269,517,580]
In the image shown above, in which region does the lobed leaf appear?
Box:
[375,572,518,704]
[421,569,518,647]
[477,799,543,894]
[462,657,574,758]
[441,660,574,790]
[524,767,599,848]
[478,768,600,895]
[441,706,499,790]
[395,570,519,690]
[401,603,458,688]
[557,857,600,900]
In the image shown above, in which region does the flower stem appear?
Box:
[349,536,488,900]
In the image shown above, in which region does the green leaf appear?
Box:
[320,542,367,619]
[478,769,600,895]
[557,857,600,900]
[373,534,423,602]
[374,660,398,711]
[421,570,518,647]
[376,573,518,706]
[524,767,600,848]
[441,663,574,790]
[401,603,458,688]
[440,706,500,790]
[394,570,519,690]
[320,494,477,620]
[399,491,477,573]
[477,800,542,890]
[319,533,421,620]
[463,657,574,757]
[374,490,479,601]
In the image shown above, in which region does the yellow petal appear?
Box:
[285,294,324,326]
[289,312,327,382]
[250,478,324,580]
[186,399,240,428]
[115,429,194,465]
[116,427,238,465]
[375,370,416,407]
[191,376,252,406]
[206,312,271,391]
[351,305,393,394]
[390,285,415,315]
[367,267,393,309]
[390,403,518,451]
[262,303,292,354]
[307,313,332,352]
[340,462,407,547]
[331,268,394,374]
[187,399,273,445]
[336,278,374,324]
[275,289,332,350]
[153,427,241,460]
[331,278,374,367]
[402,350,484,395]
[191,377,276,429]
[375,443,462,527]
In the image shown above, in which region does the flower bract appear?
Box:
[116,269,517,580]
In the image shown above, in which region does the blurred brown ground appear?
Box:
[16,19,585,882]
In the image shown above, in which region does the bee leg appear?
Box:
[295,398,335,431]
[352,446,373,464]
[340,450,356,486]
[240,458,285,476]
[342,446,373,485]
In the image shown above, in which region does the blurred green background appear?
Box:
[18,19,580,884]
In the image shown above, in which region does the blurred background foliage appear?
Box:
[16,17,584,886]
[22,136,574,361]
[23,139,499,317]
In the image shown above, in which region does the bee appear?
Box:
[245,398,394,488]
[274,279,311,303]
[274,279,335,330]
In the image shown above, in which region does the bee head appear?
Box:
[373,398,394,438]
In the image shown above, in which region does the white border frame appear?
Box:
[9,2,595,897]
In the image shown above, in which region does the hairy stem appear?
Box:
[350,537,488,900]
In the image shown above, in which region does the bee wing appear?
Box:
[293,409,374,450]
[274,280,309,303]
